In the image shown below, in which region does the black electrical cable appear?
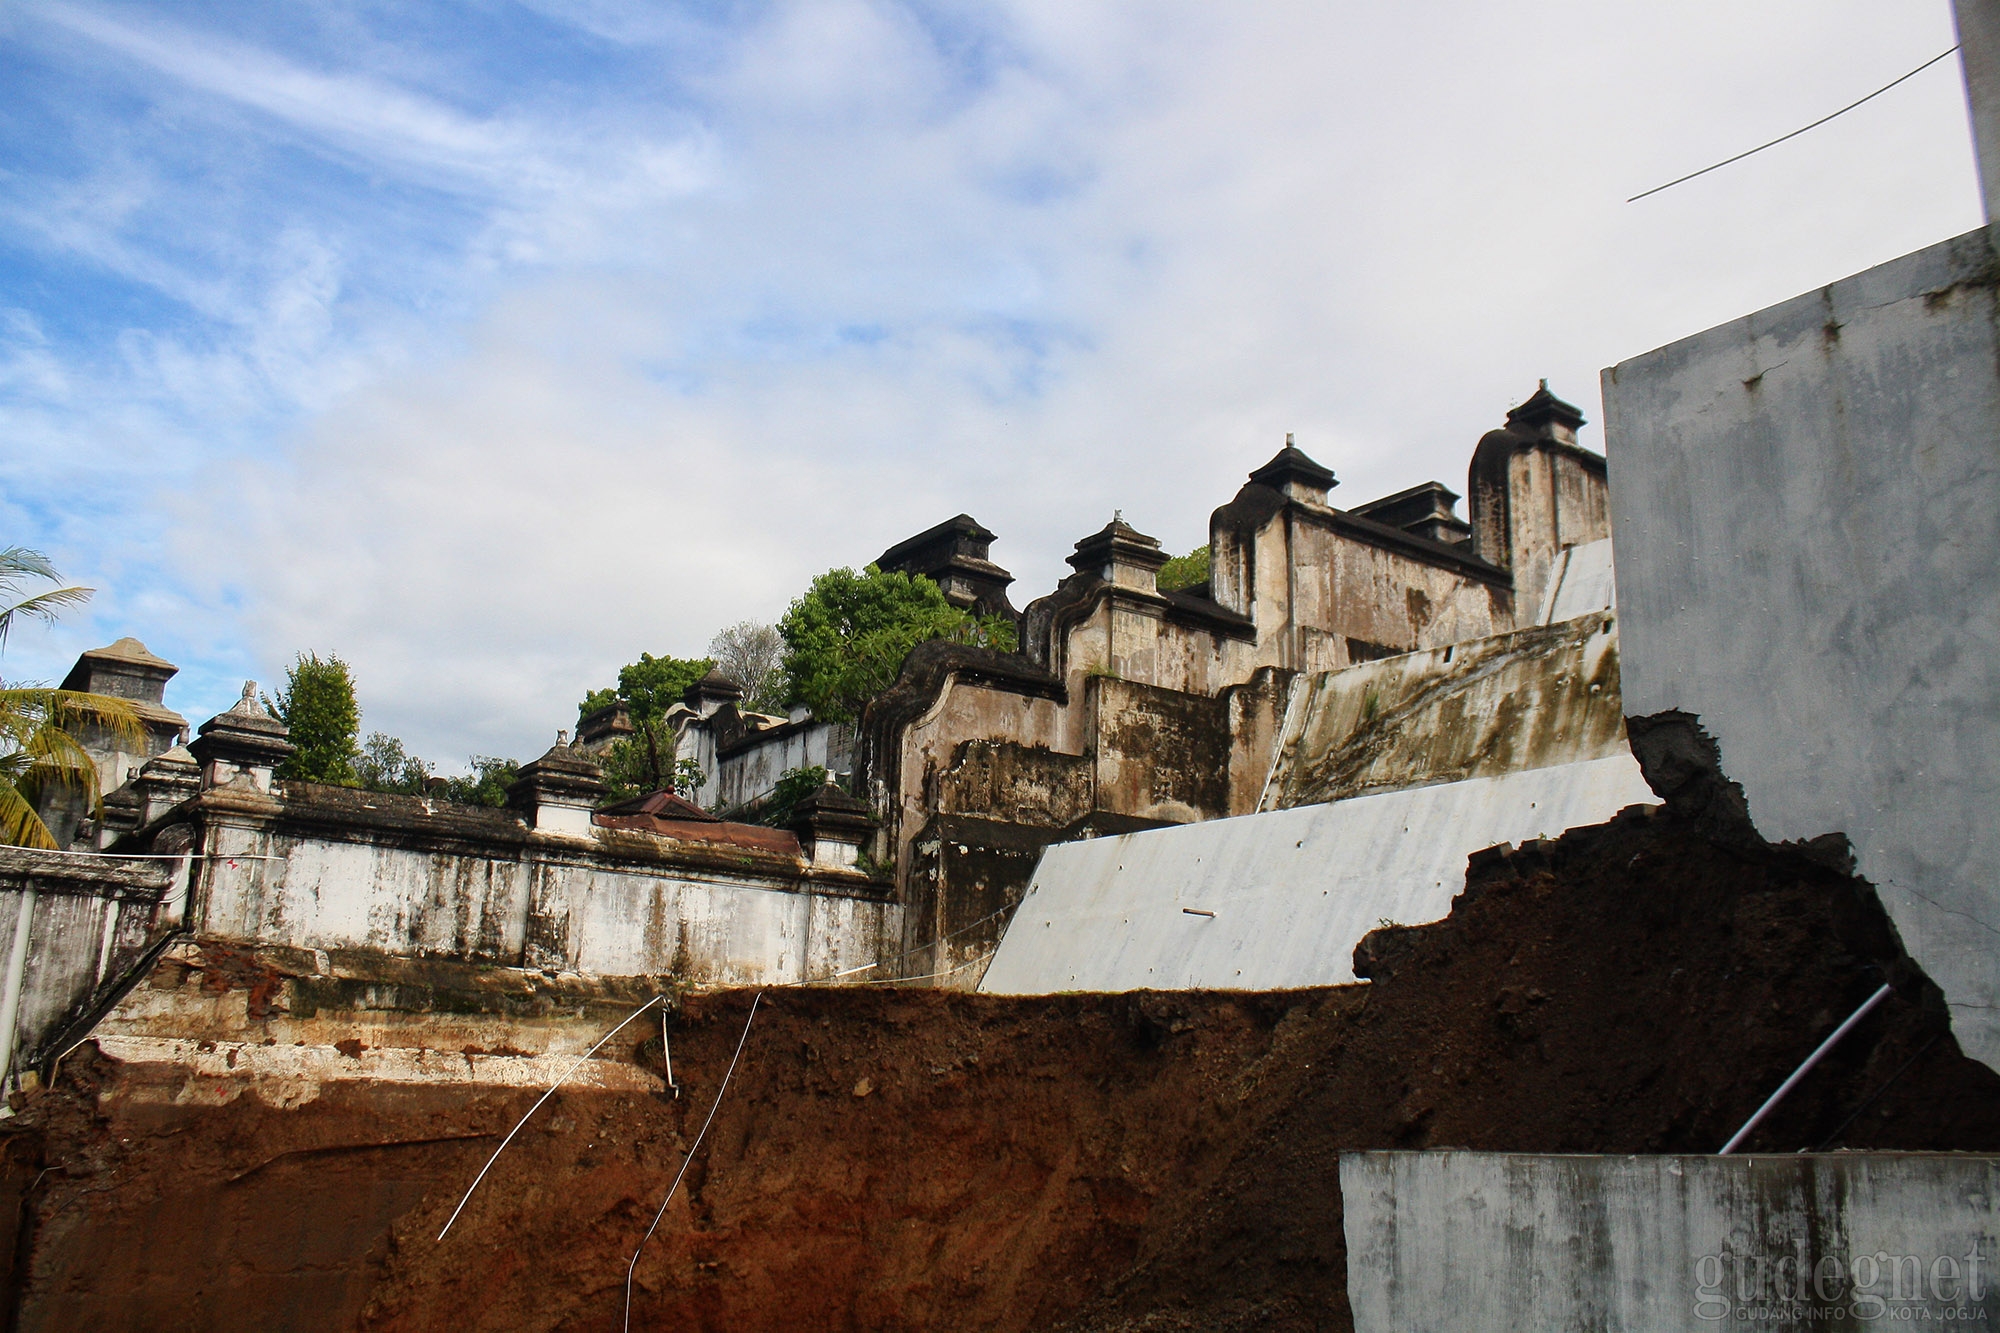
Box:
[1630,46,1961,202]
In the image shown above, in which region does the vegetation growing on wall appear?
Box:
[1156,545,1210,592]
[779,566,1016,724]
[756,764,827,828]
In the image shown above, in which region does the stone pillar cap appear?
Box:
[1066,514,1170,576]
[788,781,876,841]
[1503,379,1587,441]
[188,682,295,767]
[506,736,608,810]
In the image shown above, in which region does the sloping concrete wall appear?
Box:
[1343,1151,2000,1331]
[1260,611,1626,811]
[1604,224,2000,1073]
[978,754,1654,993]
[1536,536,1617,625]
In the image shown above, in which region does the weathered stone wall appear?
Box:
[1262,611,1627,810]
[938,740,1093,827]
[705,719,852,815]
[0,847,182,1085]
[1209,487,1516,675]
[177,784,898,989]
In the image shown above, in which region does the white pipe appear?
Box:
[1719,982,1893,1154]
[0,889,38,1091]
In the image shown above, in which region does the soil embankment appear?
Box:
[5,801,1999,1332]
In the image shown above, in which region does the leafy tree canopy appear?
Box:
[578,652,713,727]
[778,565,1016,725]
[273,653,361,786]
[354,731,429,795]
[578,651,714,802]
[1157,545,1211,592]
[274,659,512,807]
[436,756,519,808]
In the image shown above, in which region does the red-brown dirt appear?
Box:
[5,802,1999,1332]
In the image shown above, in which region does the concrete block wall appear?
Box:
[1605,224,2000,1074]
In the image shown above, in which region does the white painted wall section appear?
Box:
[979,754,1655,993]
[1604,225,2000,1074]
[1536,536,1617,624]
[1343,1151,2000,1331]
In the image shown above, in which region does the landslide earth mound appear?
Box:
[5,803,1998,1333]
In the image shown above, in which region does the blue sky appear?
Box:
[0,0,1981,768]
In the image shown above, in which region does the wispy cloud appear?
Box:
[43,4,573,191]
[0,0,1979,764]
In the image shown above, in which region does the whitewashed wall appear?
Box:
[194,812,897,986]
[0,848,181,1083]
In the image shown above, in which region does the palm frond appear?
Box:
[41,689,145,753]
[0,688,145,824]
[0,687,145,753]
[0,585,94,651]
[0,547,61,587]
[0,780,59,850]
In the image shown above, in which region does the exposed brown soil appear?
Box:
[5,802,1999,1333]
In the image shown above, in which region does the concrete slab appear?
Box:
[1343,1151,2000,1331]
[978,754,1655,993]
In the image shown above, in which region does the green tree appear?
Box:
[355,731,430,795]
[578,651,714,799]
[777,565,1016,725]
[273,653,361,786]
[1157,545,1211,592]
[0,547,143,848]
[435,756,518,808]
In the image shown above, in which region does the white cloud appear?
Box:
[4,0,1982,766]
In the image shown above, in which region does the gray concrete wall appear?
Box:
[1957,0,2000,221]
[1343,1151,2000,1331]
[978,754,1654,994]
[1604,224,2000,1073]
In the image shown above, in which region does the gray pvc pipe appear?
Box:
[1719,982,1894,1154]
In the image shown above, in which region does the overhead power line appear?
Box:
[1629,45,1961,202]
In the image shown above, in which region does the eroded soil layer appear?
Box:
[6,803,2000,1333]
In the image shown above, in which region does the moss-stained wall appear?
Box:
[1264,612,1626,810]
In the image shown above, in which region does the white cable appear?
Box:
[436,995,664,1241]
[624,992,762,1331]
